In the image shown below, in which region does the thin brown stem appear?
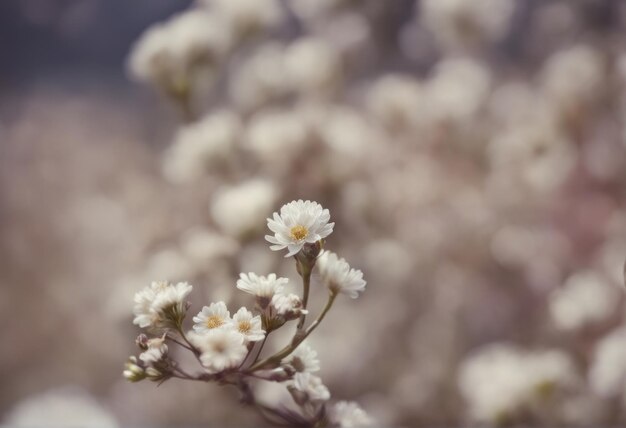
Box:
[248,292,337,372]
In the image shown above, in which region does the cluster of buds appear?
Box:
[124,200,371,427]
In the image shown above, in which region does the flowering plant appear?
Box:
[124,200,371,427]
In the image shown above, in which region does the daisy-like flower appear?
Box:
[293,372,330,401]
[265,200,334,257]
[133,281,193,329]
[230,307,265,343]
[190,329,248,373]
[316,251,366,298]
[192,301,231,334]
[283,342,320,373]
[328,401,373,427]
[237,272,288,299]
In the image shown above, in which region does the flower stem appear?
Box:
[247,292,337,372]
[296,263,312,330]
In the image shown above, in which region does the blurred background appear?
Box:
[2,0,626,426]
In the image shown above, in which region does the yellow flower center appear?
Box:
[206,315,224,329]
[290,225,308,241]
[238,320,252,334]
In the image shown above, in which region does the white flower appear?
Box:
[284,37,341,94]
[199,0,284,38]
[133,281,192,329]
[265,200,334,257]
[236,272,288,298]
[293,372,330,401]
[329,401,373,427]
[139,337,168,365]
[5,387,119,428]
[210,179,278,237]
[128,10,231,88]
[589,326,626,397]
[549,270,618,331]
[283,342,319,373]
[458,343,577,423]
[230,307,265,343]
[421,0,515,49]
[316,250,366,298]
[192,302,231,334]
[271,293,308,317]
[163,111,241,183]
[190,329,248,373]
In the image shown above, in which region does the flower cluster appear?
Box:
[124,201,371,427]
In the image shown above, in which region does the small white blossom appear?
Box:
[283,342,320,373]
[316,250,366,298]
[230,307,265,343]
[133,281,193,329]
[265,200,334,257]
[293,372,330,401]
[190,329,248,373]
[139,337,168,365]
[271,293,308,317]
[236,272,288,298]
[193,302,231,334]
[329,401,373,427]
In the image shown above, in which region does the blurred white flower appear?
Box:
[488,120,576,193]
[458,344,578,423]
[145,248,194,283]
[236,272,288,298]
[199,0,284,38]
[549,270,618,331]
[193,301,232,334]
[230,306,265,342]
[285,37,341,94]
[5,387,118,428]
[128,9,230,89]
[366,74,423,132]
[229,43,289,110]
[181,228,240,266]
[329,401,373,427]
[425,57,491,124]
[244,109,310,169]
[421,0,515,49]
[293,372,330,401]
[541,45,604,111]
[266,200,334,257]
[163,110,242,183]
[283,342,320,373]
[210,179,279,237]
[589,326,626,397]
[133,281,193,329]
[290,0,347,22]
[316,250,366,298]
[190,329,248,373]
